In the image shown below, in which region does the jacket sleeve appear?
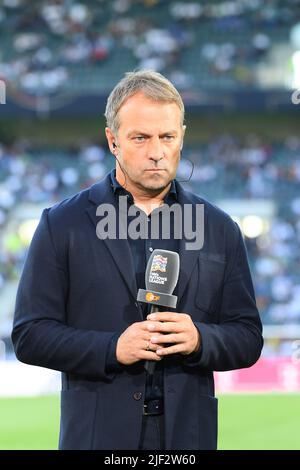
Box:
[184,223,263,371]
[105,332,123,373]
[11,208,118,380]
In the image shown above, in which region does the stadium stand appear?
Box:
[0,0,299,99]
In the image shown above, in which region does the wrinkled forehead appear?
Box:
[117,93,183,134]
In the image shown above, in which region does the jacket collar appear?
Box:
[110,169,178,203]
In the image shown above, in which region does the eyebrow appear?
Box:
[127,130,179,138]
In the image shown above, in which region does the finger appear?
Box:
[147,312,183,322]
[140,322,160,333]
[156,344,186,356]
[140,321,170,332]
[134,335,166,352]
[140,321,155,331]
[151,343,165,351]
[139,350,163,361]
[146,321,181,334]
[144,337,165,349]
[147,343,165,352]
[150,333,184,345]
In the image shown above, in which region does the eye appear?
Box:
[163,135,175,141]
[134,136,145,142]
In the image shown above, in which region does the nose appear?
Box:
[147,137,164,163]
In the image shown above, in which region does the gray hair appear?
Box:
[104,70,185,135]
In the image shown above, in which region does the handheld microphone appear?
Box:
[137,249,180,374]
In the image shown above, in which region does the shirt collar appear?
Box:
[110,169,178,203]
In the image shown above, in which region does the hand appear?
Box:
[145,311,201,357]
[116,321,164,365]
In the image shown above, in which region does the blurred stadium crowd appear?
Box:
[0,134,300,344]
[0,0,299,96]
[0,0,300,361]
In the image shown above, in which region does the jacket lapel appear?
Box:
[176,183,203,306]
[85,174,138,301]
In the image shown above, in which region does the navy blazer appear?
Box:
[12,173,263,450]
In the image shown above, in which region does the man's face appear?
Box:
[106,92,185,195]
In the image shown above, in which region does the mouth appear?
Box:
[145,169,165,172]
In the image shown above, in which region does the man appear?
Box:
[12,70,263,450]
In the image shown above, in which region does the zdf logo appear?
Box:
[291,89,300,105]
[0,79,6,104]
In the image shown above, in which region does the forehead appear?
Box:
[117,92,182,133]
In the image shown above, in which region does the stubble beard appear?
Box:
[134,171,172,194]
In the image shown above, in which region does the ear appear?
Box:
[180,125,186,150]
[105,127,117,154]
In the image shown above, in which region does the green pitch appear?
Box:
[0,394,299,450]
